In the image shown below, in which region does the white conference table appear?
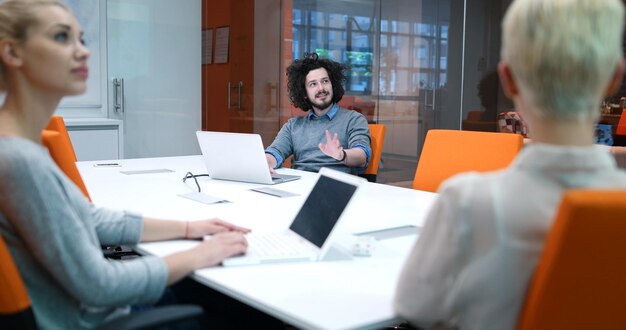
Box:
[77,155,437,330]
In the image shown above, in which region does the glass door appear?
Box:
[202,0,282,147]
[253,0,282,146]
[108,0,201,158]
[378,0,458,167]
[283,0,459,183]
[198,0,516,184]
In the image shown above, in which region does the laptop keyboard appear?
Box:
[246,232,314,258]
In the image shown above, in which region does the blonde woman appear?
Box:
[0,1,249,328]
[395,0,626,329]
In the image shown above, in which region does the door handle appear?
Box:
[425,89,434,110]
[269,83,278,110]
[430,88,436,111]
[228,81,231,109]
[228,81,244,109]
[113,78,125,113]
[237,81,243,109]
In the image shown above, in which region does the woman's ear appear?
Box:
[498,62,518,98]
[0,39,23,68]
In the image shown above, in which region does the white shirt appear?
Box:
[394,144,626,330]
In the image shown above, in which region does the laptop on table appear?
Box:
[221,167,365,266]
[196,131,300,185]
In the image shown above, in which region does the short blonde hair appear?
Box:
[0,0,68,91]
[501,0,625,121]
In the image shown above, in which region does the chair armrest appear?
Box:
[98,304,203,330]
[102,245,139,260]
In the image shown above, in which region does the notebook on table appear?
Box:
[221,167,365,266]
[196,131,300,185]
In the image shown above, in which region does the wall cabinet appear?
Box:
[65,119,123,161]
[58,0,201,161]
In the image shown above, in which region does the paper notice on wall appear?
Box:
[202,29,213,64]
[214,26,230,64]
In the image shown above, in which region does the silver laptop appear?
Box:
[222,167,365,266]
[196,131,300,185]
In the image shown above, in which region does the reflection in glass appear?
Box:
[287,0,507,184]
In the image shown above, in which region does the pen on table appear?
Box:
[93,163,121,167]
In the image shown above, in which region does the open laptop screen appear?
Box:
[289,175,357,247]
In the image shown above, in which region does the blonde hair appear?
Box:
[501,0,625,121]
[0,0,68,91]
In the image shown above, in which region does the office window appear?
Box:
[291,2,448,97]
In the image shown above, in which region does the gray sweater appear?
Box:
[0,137,167,329]
[266,105,371,174]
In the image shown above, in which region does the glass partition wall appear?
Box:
[270,0,511,184]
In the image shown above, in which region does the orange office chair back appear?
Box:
[0,235,37,329]
[616,110,626,136]
[516,189,626,330]
[412,129,523,192]
[360,124,386,182]
[45,116,78,161]
[0,235,202,329]
[41,116,91,200]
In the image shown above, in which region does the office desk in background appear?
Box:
[77,155,437,330]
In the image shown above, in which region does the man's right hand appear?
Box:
[266,153,278,173]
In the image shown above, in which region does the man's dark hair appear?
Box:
[286,53,348,111]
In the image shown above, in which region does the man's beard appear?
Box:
[310,91,332,110]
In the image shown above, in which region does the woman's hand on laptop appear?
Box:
[197,232,248,267]
[164,231,248,283]
[142,218,249,242]
[185,218,251,239]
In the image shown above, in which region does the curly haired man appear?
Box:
[265,53,372,174]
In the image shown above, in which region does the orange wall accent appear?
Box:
[228,0,254,133]
[202,0,231,132]
[202,0,254,133]
[202,0,208,129]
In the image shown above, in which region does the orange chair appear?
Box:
[41,116,90,200]
[43,120,137,261]
[0,235,36,329]
[360,123,386,182]
[616,109,626,135]
[0,236,202,329]
[516,190,626,330]
[45,116,79,161]
[412,129,523,192]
